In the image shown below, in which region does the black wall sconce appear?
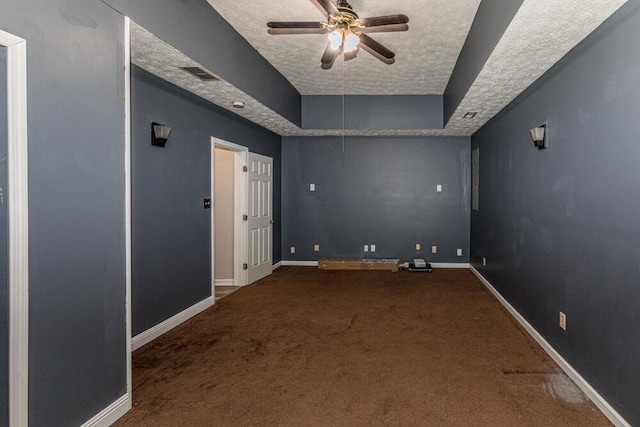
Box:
[529,122,547,149]
[151,122,172,147]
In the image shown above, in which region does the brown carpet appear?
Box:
[115,267,610,426]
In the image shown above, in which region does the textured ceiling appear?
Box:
[205,0,481,95]
[443,0,627,135]
[130,0,627,136]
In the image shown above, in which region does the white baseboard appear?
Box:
[80,394,130,427]
[281,260,319,266]
[469,265,630,427]
[214,279,235,287]
[279,261,470,269]
[431,262,470,268]
[273,261,282,269]
[131,297,214,351]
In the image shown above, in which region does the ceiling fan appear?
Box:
[267,0,409,69]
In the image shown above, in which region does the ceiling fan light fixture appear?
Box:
[328,30,343,50]
[267,0,408,69]
[343,31,360,52]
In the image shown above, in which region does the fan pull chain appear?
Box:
[342,52,345,154]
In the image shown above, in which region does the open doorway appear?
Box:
[214,146,234,285]
[213,146,239,300]
[211,138,248,298]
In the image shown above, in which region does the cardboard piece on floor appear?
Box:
[318,258,401,272]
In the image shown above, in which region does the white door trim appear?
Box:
[0,28,29,426]
[123,17,133,411]
[211,138,248,288]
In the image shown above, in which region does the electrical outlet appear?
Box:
[432,245,437,254]
[364,245,369,252]
[370,244,376,252]
[482,257,487,266]
[436,184,442,193]
[309,183,315,191]
[457,248,463,256]
[290,246,296,254]
[559,312,567,330]
[313,244,320,252]
[415,243,421,250]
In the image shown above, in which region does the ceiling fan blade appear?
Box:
[358,23,409,34]
[268,28,328,35]
[267,21,325,29]
[359,44,395,65]
[310,0,341,17]
[320,42,340,69]
[359,14,409,27]
[358,33,395,60]
[267,21,327,35]
[344,48,359,61]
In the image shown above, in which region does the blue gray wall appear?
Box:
[0,45,8,427]
[132,66,281,336]
[282,136,470,262]
[302,95,443,130]
[470,3,640,424]
[0,1,127,425]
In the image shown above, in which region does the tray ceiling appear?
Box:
[130,0,627,136]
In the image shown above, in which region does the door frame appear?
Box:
[124,16,133,414]
[211,137,248,290]
[0,29,29,426]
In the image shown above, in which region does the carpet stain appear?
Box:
[345,314,358,332]
[543,373,588,404]
[502,367,559,375]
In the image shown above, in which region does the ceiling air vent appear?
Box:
[179,66,219,81]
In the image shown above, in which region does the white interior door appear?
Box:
[247,153,273,284]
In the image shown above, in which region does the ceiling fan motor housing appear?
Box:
[336,0,359,20]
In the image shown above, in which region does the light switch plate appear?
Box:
[310,183,315,191]
[559,311,567,330]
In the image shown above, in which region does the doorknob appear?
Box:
[269,219,275,225]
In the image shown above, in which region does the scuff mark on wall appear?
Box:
[577,106,595,124]
[603,63,640,104]
[60,4,98,29]
[536,228,553,254]
[552,173,576,218]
